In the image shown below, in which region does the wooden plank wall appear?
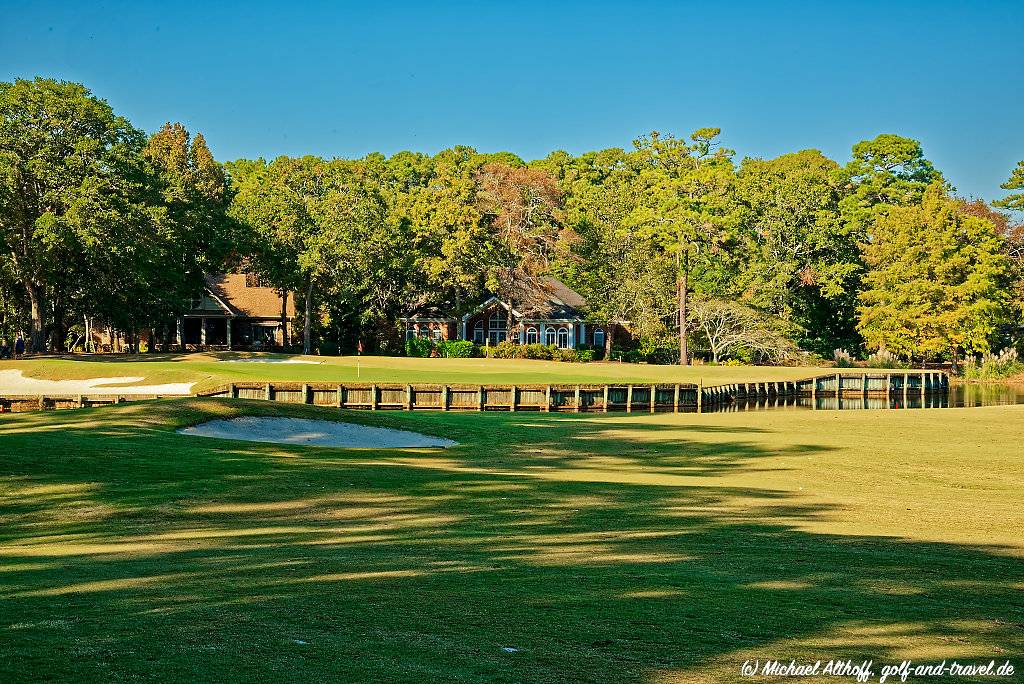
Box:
[0,371,950,414]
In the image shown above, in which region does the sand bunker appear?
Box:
[221,358,322,364]
[0,369,194,396]
[178,417,457,449]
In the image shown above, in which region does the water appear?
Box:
[708,383,1024,412]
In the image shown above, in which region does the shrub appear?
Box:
[405,337,434,358]
[486,340,521,359]
[865,348,911,369]
[961,348,1023,380]
[833,348,857,368]
[522,343,554,360]
[553,347,578,362]
[437,340,476,358]
[576,349,595,363]
[318,340,339,356]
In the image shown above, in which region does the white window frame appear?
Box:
[525,327,538,345]
[557,328,569,349]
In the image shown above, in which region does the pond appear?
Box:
[708,383,1024,412]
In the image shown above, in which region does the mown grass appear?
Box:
[0,400,1021,683]
[0,353,838,393]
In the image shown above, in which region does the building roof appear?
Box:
[463,277,588,322]
[204,274,295,319]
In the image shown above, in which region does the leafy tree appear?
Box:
[627,129,739,364]
[0,77,149,351]
[475,162,565,340]
[858,183,1012,361]
[994,160,1024,212]
[736,150,860,354]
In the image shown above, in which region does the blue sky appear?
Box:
[2,0,1022,202]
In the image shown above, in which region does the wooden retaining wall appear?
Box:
[0,371,950,414]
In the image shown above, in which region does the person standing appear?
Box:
[14,334,25,360]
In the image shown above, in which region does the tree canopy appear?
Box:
[1,76,1020,365]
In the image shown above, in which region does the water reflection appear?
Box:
[707,383,1024,412]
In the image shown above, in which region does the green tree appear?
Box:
[736,150,860,355]
[994,160,1024,212]
[840,133,943,240]
[0,77,149,351]
[627,129,739,364]
[858,183,1012,361]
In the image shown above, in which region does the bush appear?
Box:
[865,348,911,369]
[522,343,554,360]
[833,348,857,368]
[318,340,339,356]
[576,349,596,363]
[553,347,578,362]
[437,340,476,358]
[485,340,521,359]
[405,337,434,358]
[961,348,1023,380]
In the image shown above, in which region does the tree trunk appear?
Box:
[280,290,289,350]
[26,282,46,353]
[303,278,313,355]
[605,324,614,359]
[678,248,689,365]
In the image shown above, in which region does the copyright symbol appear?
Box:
[741,660,758,677]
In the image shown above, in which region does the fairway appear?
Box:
[1,399,1021,683]
[0,354,838,394]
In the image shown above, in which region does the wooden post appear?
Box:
[545,385,552,413]
[626,384,633,413]
[835,373,841,398]
[77,394,84,408]
[921,371,927,395]
[478,386,485,412]
[265,383,272,401]
[811,377,818,401]
[441,385,449,411]
[650,384,656,414]
[337,384,343,408]
[862,373,868,398]
[302,384,311,405]
[228,383,237,399]
[574,385,581,413]
[406,384,413,411]
[697,380,703,413]
[902,373,909,404]
[510,385,516,412]
[371,384,378,411]
[602,385,609,413]
[673,383,680,413]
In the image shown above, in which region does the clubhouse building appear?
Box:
[400,277,623,351]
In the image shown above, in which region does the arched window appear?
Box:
[488,310,507,344]
[557,327,569,349]
[525,326,538,344]
[473,320,484,344]
[544,327,556,346]
[593,328,605,350]
[405,325,415,341]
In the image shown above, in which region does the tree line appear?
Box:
[2,77,1022,364]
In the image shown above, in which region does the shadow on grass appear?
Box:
[0,400,1020,683]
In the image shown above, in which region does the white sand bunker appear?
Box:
[221,358,322,364]
[178,417,457,449]
[0,369,194,395]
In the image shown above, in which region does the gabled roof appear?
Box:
[203,274,295,319]
[462,277,588,322]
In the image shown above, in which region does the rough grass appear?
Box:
[0,353,838,393]
[1,400,1021,683]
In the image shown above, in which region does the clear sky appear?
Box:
[2,0,1022,202]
